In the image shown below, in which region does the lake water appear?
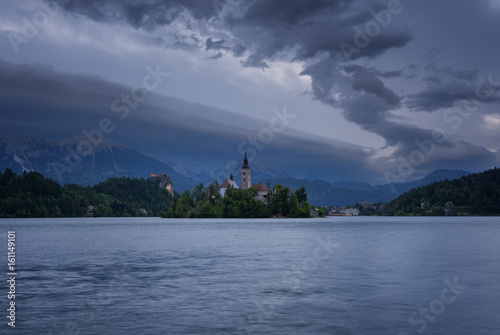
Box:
[0,217,499,334]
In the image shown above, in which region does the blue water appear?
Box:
[0,217,499,334]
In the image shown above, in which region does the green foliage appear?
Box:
[297,201,311,218]
[295,186,308,203]
[0,169,314,219]
[162,183,311,219]
[268,184,292,216]
[318,206,326,217]
[384,167,500,216]
[0,169,176,218]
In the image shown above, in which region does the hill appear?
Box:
[0,169,176,218]
[256,169,470,206]
[385,167,500,215]
[255,178,382,206]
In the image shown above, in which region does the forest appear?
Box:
[5,166,496,218]
[0,169,175,218]
[0,169,311,218]
[161,183,311,218]
[383,167,500,216]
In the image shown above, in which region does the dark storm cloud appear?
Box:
[205,52,223,60]
[300,58,405,143]
[55,0,218,28]
[407,65,500,112]
[372,69,404,79]
[345,64,400,106]
[431,66,479,82]
[52,0,413,63]
[240,56,269,69]
[205,38,230,51]
[0,58,375,179]
[52,1,413,106]
[40,0,500,174]
[300,56,497,170]
[226,0,413,64]
[231,44,246,57]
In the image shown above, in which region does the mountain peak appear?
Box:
[423,169,470,182]
[58,133,126,150]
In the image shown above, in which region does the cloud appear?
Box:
[372,69,404,79]
[345,64,400,106]
[56,0,219,28]
[484,114,500,128]
[32,0,500,177]
[407,65,500,112]
[489,0,500,10]
[0,57,378,180]
[299,56,499,174]
[51,0,413,63]
[205,52,223,60]
[205,38,230,51]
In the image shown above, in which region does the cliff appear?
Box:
[148,173,174,197]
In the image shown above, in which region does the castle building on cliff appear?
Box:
[148,173,174,197]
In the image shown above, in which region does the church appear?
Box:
[219,152,270,204]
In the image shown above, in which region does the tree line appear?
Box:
[383,167,500,216]
[161,183,311,218]
[0,169,175,218]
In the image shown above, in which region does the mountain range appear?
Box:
[0,133,200,191]
[0,133,470,206]
[256,169,470,206]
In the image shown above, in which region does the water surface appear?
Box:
[0,217,499,334]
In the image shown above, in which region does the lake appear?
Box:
[0,217,499,334]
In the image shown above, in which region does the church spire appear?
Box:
[241,151,251,189]
[242,151,249,170]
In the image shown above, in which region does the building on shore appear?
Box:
[253,183,270,204]
[219,173,239,197]
[345,208,360,216]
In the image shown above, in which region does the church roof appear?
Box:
[220,178,239,189]
[253,183,270,192]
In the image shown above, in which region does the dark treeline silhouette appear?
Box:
[162,183,311,218]
[0,169,175,218]
[385,167,500,216]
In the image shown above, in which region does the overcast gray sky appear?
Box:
[1,0,499,182]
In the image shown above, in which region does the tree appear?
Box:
[192,183,205,202]
[295,187,308,203]
[289,194,299,217]
[318,207,325,217]
[268,185,291,216]
[297,201,311,218]
[176,191,194,218]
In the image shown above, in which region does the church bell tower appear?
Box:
[241,151,251,189]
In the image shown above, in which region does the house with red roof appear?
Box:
[219,173,239,197]
[253,183,270,204]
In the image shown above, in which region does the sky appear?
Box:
[1,0,500,183]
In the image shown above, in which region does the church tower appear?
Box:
[241,151,251,189]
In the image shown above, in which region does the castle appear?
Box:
[148,173,174,197]
[219,152,270,204]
